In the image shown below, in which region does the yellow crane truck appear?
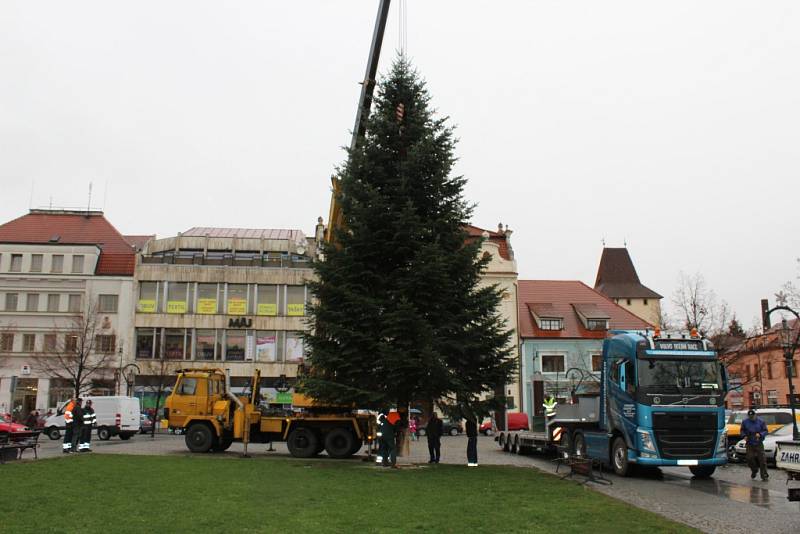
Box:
[164,368,375,458]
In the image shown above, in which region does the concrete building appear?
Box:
[0,210,144,418]
[465,224,521,411]
[132,226,320,410]
[518,280,651,417]
[594,247,663,326]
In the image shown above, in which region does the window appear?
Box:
[587,319,609,331]
[626,299,632,305]
[226,284,247,315]
[591,354,603,372]
[137,282,158,313]
[65,334,79,353]
[164,329,187,360]
[286,331,304,362]
[767,362,773,380]
[71,255,84,274]
[30,254,43,272]
[541,354,565,373]
[539,318,562,331]
[166,283,188,314]
[95,335,116,353]
[47,294,60,312]
[10,254,22,272]
[51,254,63,273]
[786,360,798,379]
[255,331,277,362]
[98,294,118,313]
[767,390,778,406]
[68,294,82,312]
[177,378,197,396]
[256,285,278,316]
[196,284,218,314]
[195,329,218,361]
[745,364,751,381]
[22,334,35,352]
[225,331,246,361]
[5,293,18,311]
[286,286,306,316]
[136,328,156,359]
[0,334,13,351]
[44,334,57,352]
[26,293,39,312]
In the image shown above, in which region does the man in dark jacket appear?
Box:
[79,399,96,452]
[740,409,769,480]
[70,398,84,454]
[466,416,478,467]
[380,413,397,468]
[426,412,443,463]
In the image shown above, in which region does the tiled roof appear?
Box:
[0,210,137,276]
[463,224,511,260]
[594,248,662,299]
[518,280,652,339]
[182,227,305,241]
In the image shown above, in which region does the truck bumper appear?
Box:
[632,455,726,467]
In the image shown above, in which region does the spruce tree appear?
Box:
[303,57,515,413]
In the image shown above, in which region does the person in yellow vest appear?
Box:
[62,398,76,453]
[543,396,557,418]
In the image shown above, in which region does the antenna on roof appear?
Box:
[87,182,93,214]
[601,237,606,247]
[29,180,35,210]
[623,237,627,248]
[102,180,108,211]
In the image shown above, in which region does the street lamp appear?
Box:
[779,316,800,440]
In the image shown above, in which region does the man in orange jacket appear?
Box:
[62,398,76,453]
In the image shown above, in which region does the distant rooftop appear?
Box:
[182,227,305,241]
[594,247,662,299]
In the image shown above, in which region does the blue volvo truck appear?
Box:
[498,330,729,478]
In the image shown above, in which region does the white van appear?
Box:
[44,396,141,441]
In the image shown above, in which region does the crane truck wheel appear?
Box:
[287,428,319,458]
[185,423,214,453]
[502,434,509,452]
[573,432,587,458]
[511,436,519,454]
[689,465,716,479]
[611,437,631,477]
[324,428,356,459]
[212,437,233,452]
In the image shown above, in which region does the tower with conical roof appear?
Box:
[594,247,662,326]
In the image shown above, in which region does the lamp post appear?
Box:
[768,305,800,441]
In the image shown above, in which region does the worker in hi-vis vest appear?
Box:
[62,398,76,453]
[543,396,557,417]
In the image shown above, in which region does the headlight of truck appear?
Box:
[717,429,727,454]
[637,429,656,452]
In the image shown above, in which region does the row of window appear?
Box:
[540,353,603,373]
[137,282,306,316]
[538,318,608,331]
[0,332,116,353]
[135,328,304,362]
[743,360,798,380]
[1,253,86,274]
[1,293,118,313]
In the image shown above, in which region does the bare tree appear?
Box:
[670,271,730,337]
[138,356,178,439]
[775,257,800,309]
[33,304,117,398]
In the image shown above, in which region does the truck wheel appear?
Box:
[511,436,519,454]
[212,437,233,452]
[348,440,363,456]
[502,434,510,452]
[119,433,133,441]
[97,427,112,441]
[561,431,573,457]
[574,432,587,458]
[611,437,630,477]
[287,428,319,458]
[185,424,214,453]
[47,427,61,440]
[324,428,356,459]
[689,465,716,479]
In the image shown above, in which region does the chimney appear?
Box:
[761,299,771,331]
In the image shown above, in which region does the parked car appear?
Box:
[727,409,800,444]
[441,418,463,436]
[140,413,154,434]
[480,419,494,436]
[0,413,31,434]
[734,423,794,465]
[44,396,141,441]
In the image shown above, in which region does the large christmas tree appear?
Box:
[303,57,515,413]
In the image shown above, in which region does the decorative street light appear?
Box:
[769,306,800,441]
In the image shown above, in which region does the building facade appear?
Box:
[594,247,662,326]
[132,226,319,409]
[518,280,651,417]
[722,319,799,409]
[0,210,142,419]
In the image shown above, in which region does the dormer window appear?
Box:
[540,318,563,331]
[587,319,609,331]
[573,303,610,332]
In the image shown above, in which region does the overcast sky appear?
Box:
[1,1,798,327]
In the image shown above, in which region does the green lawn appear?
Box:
[1,455,696,533]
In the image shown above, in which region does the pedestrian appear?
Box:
[409,416,417,441]
[466,416,478,467]
[62,398,77,454]
[24,410,38,430]
[375,411,387,464]
[740,408,769,481]
[381,411,397,468]
[70,398,85,455]
[426,412,443,463]
[79,400,96,452]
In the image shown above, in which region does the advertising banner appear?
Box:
[137,299,156,313]
[227,299,247,315]
[256,335,277,362]
[166,301,187,314]
[276,392,293,404]
[287,303,305,317]
[197,298,217,314]
[257,303,277,316]
[286,336,304,362]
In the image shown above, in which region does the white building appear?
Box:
[0,209,146,418]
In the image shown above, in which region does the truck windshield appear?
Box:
[638,359,722,393]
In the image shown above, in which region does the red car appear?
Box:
[480,412,529,435]
[0,413,32,434]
